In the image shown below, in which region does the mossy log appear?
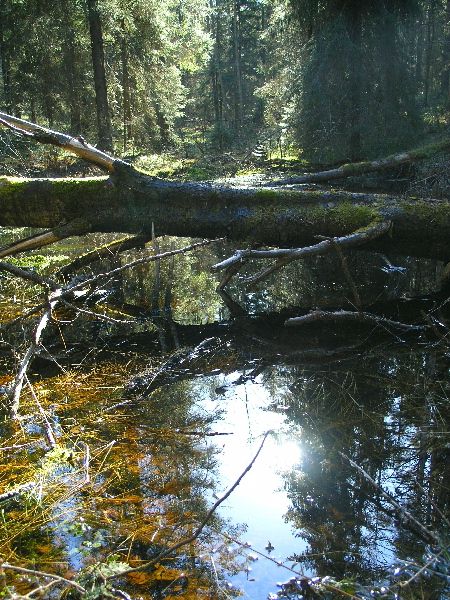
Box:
[1,167,450,260]
[267,138,450,186]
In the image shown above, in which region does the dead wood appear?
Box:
[266,139,450,187]
[285,309,429,332]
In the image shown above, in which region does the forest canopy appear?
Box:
[1,0,449,163]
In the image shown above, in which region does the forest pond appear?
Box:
[0,230,449,599]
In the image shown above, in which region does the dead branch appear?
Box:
[266,139,450,187]
[58,234,151,277]
[211,221,391,289]
[340,452,439,544]
[0,220,91,260]
[26,377,57,449]
[8,289,62,417]
[108,430,272,578]
[0,562,86,595]
[3,239,221,416]
[285,310,428,332]
[65,238,224,294]
[0,261,58,289]
[0,111,130,173]
[0,480,36,502]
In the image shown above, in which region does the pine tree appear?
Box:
[287,0,421,163]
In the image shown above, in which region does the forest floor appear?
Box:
[3,133,450,200]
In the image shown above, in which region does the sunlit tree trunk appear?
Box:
[121,18,132,153]
[86,0,113,151]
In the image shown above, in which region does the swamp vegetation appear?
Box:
[0,161,449,599]
[1,0,450,598]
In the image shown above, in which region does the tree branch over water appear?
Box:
[1,114,450,262]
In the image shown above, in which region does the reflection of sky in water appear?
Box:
[194,373,308,598]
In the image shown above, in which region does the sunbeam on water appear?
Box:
[197,374,308,597]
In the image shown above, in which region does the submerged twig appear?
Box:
[108,430,272,578]
[0,562,86,594]
[340,452,439,544]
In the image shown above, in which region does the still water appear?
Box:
[0,231,449,599]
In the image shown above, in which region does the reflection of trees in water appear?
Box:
[262,348,449,585]
[46,375,243,598]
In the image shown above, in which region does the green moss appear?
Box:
[254,189,281,202]
[303,201,378,233]
[405,139,450,161]
[48,176,108,196]
[400,199,450,227]
[341,161,372,174]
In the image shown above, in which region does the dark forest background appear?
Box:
[1,0,449,164]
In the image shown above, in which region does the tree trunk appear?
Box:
[63,5,82,135]
[347,3,362,161]
[86,0,113,151]
[211,7,224,149]
[232,0,243,135]
[0,0,13,114]
[441,0,450,107]
[121,18,132,153]
[267,139,450,186]
[1,170,450,261]
[424,0,436,107]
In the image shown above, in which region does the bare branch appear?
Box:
[8,289,62,417]
[58,234,151,277]
[211,221,391,291]
[0,111,130,172]
[285,310,428,332]
[0,562,86,595]
[26,377,57,449]
[66,238,224,294]
[0,261,58,289]
[340,452,439,544]
[108,430,272,578]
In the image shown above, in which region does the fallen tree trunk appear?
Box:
[1,171,450,260]
[1,112,450,261]
[266,138,450,186]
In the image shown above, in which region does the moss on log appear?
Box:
[267,138,450,186]
[1,172,450,260]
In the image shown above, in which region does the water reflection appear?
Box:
[0,230,449,598]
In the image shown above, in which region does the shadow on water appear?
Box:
[0,231,449,598]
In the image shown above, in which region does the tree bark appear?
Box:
[86,0,113,151]
[232,0,244,134]
[347,3,363,161]
[62,2,82,135]
[424,0,437,107]
[0,0,13,114]
[267,138,450,186]
[121,17,132,153]
[441,0,450,107]
[1,169,450,261]
[211,4,224,149]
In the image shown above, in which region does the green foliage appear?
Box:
[287,2,422,162]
